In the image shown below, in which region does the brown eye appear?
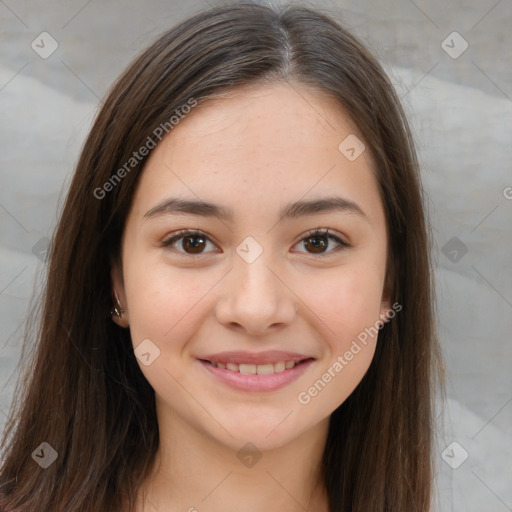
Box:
[161,230,217,256]
[303,234,328,253]
[161,228,349,258]
[294,228,349,256]
[181,234,207,254]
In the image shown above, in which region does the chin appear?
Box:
[205,413,316,453]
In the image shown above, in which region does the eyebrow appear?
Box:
[143,196,369,223]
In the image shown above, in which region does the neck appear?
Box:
[136,401,331,512]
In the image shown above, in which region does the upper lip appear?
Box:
[198,350,315,365]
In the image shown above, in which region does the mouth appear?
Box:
[196,351,316,392]
[199,358,314,375]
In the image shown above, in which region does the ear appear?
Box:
[110,263,130,328]
[379,270,393,322]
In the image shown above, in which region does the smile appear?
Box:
[197,355,315,392]
[202,359,309,375]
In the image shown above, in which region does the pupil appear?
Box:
[306,236,327,253]
[184,236,205,253]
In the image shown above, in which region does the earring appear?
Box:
[110,290,126,319]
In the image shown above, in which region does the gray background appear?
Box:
[1,0,511,510]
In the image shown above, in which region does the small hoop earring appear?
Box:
[110,290,126,319]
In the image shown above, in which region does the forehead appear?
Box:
[129,81,384,228]
[164,81,364,161]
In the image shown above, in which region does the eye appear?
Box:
[292,228,350,256]
[160,229,219,256]
[160,228,350,258]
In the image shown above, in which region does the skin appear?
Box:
[111,81,391,512]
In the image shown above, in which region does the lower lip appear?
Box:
[197,359,314,392]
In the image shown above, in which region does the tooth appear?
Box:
[219,360,299,374]
[239,364,257,375]
[256,363,275,375]
[273,361,285,373]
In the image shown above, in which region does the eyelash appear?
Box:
[160,228,350,258]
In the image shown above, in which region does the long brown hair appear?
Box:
[0,3,443,511]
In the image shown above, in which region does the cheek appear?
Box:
[294,267,383,415]
[123,257,217,358]
[122,265,212,398]
[301,262,385,344]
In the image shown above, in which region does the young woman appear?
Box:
[0,2,443,511]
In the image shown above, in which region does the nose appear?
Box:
[215,253,298,336]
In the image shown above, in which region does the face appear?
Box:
[112,81,391,452]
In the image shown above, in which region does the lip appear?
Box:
[197,355,315,392]
[198,350,313,365]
